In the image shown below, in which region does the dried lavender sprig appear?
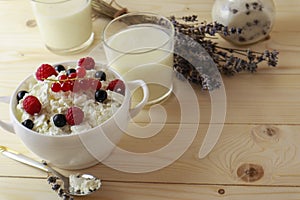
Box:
[214,46,279,75]
[171,16,242,39]
[170,15,279,89]
[47,175,74,200]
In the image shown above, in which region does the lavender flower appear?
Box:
[170,15,279,90]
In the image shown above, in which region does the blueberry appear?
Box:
[95,90,107,103]
[17,90,28,102]
[53,114,67,127]
[54,64,66,73]
[22,119,34,129]
[95,71,106,81]
[66,68,76,76]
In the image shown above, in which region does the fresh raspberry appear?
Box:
[66,107,84,125]
[107,79,125,95]
[35,64,58,81]
[23,95,42,115]
[78,57,95,70]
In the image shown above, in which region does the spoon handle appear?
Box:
[0,145,50,173]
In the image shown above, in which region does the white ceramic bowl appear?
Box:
[0,61,148,169]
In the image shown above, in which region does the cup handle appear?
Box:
[0,96,15,133]
[127,80,149,118]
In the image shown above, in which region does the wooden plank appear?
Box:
[83,124,300,186]
[0,0,300,199]
[0,177,60,200]
[96,182,300,200]
[2,124,300,186]
[1,177,300,200]
[132,74,300,124]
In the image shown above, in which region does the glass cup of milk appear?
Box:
[31,0,94,54]
[102,12,175,105]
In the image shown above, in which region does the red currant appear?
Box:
[96,81,102,90]
[89,79,102,91]
[59,74,68,83]
[68,72,77,79]
[61,80,73,92]
[51,82,61,92]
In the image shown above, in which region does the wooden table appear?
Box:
[1,0,300,199]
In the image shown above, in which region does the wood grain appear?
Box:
[2,124,300,186]
[1,0,300,199]
[85,124,300,186]
[1,177,300,200]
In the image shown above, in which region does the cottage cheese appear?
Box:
[16,64,124,135]
[69,174,101,195]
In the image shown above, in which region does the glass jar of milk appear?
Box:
[212,0,276,45]
[31,0,94,54]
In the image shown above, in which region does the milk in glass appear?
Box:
[31,0,93,53]
[104,25,174,104]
